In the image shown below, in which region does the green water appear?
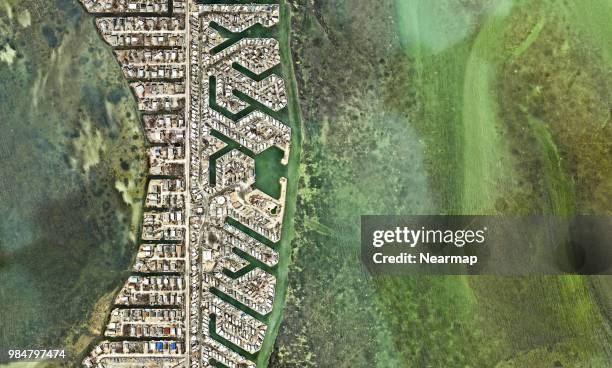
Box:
[208,130,287,200]
[271,0,612,366]
[255,2,303,365]
[390,0,612,365]
[254,146,287,200]
[0,0,145,363]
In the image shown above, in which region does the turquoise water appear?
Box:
[0,0,145,361]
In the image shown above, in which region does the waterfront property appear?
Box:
[78,1,293,367]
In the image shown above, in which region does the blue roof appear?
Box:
[170,342,177,349]
[156,342,164,350]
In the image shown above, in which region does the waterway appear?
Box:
[255,1,303,366]
[0,0,145,364]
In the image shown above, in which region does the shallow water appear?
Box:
[0,0,145,361]
[271,0,612,366]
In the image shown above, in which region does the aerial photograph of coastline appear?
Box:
[0,0,611,367]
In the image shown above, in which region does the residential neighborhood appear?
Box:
[78,1,290,367]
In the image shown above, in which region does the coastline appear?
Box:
[256,1,304,366]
